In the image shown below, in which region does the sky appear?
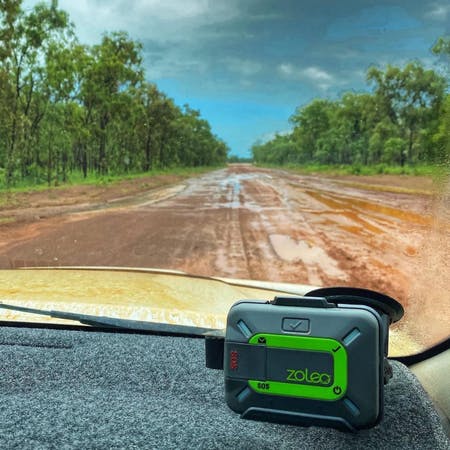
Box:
[22,0,450,157]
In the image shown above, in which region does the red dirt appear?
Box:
[0,165,448,347]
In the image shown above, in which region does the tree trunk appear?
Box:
[82,146,88,178]
[6,116,17,187]
[47,143,53,186]
[144,131,152,171]
[98,113,109,174]
[408,128,414,165]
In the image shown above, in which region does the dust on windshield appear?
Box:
[0,1,448,353]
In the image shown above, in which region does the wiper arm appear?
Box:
[0,302,215,337]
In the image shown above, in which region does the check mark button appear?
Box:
[282,318,310,333]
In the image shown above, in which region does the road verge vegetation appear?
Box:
[255,163,442,177]
[0,166,223,211]
[255,163,447,196]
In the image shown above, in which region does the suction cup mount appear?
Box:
[305,287,404,323]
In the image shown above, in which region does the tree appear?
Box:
[290,99,337,163]
[80,32,143,174]
[0,2,227,187]
[367,62,445,165]
[0,0,71,185]
[0,0,22,61]
[432,37,450,165]
[432,36,450,76]
[254,56,447,167]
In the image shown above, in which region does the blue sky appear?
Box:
[23,1,450,157]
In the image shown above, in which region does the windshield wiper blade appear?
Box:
[0,302,215,337]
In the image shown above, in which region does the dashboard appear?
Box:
[0,323,448,449]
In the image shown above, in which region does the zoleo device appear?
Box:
[206,287,404,432]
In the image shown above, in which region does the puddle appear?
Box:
[134,184,187,208]
[269,234,347,280]
[206,172,272,210]
[340,225,364,235]
[305,190,431,226]
[338,210,385,234]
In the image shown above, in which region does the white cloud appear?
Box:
[258,129,292,144]
[278,63,335,90]
[21,0,239,45]
[278,63,295,76]
[302,67,333,83]
[352,69,366,80]
[425,3,450,21]
[132,0,211,20]
[146,56,209,79]
[225,58,263,76]
[22,0,243,83]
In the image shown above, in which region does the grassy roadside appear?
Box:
[256,162,449,195]
[0,166,224,194]
[0,166,224,211]
[255,162,446,177]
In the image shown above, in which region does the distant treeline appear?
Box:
[0,1,228,187]
[253,37,450,168]
[227,155,253,163]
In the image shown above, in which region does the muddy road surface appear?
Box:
[0,165,448,345]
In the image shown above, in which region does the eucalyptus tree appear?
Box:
[0,0,72,185]
[367,62,445,165]
[79,32,144,174]
[431,37,450,164]
[290,99,337,163]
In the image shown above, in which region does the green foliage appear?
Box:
[383,137,407,165]
[256,162,441,178]
[227,155,253,163]
[0,165,223,192]
[253,37,449,170]
[0,2,228,188]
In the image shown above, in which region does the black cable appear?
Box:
[391,337,450,366]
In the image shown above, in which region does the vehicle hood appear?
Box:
[0,267,419,355]
[0,267,314,329]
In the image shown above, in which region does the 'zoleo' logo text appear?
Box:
[286,368,332,386]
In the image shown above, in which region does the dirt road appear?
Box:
[0,164,448,344]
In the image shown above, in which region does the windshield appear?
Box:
[0,1,448,355]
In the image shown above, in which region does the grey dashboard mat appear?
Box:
[0,326,448,449]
